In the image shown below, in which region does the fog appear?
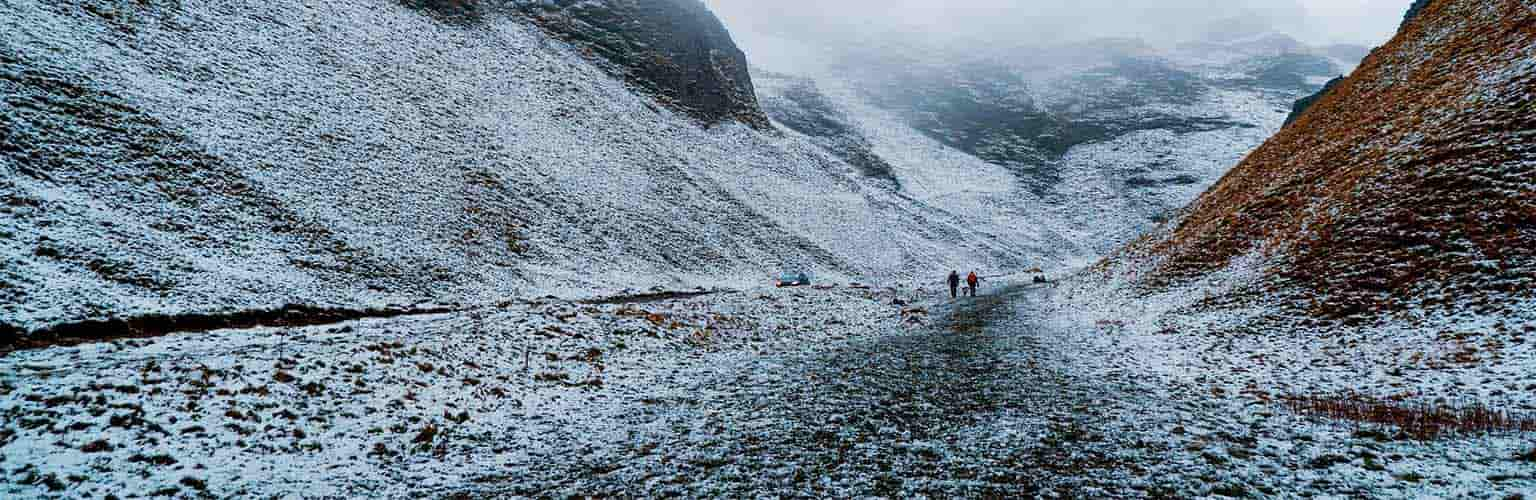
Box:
[705,0,1413,73]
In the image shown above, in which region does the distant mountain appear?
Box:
[1283,76,1344,125]
[752,33,1336,257]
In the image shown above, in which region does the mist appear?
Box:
[705,0,1413,74]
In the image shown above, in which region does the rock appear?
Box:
[519,0,769,128]
[179,476,207,491]
[1401,0,1435,30]
[1210,482,1249,498]
[1308,453,1351,469]
[1284,76,1344,125]
[399,0,481,22]
[413,424,438,445]
[1351,429,1392,442]
[80,439,113,453]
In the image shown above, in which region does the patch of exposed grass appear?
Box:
[1284,393,1536,439]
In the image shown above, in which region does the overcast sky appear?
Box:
[1296,0,1417,44]
[705,0,1413,63]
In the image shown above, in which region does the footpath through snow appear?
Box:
[2,283,1533,497]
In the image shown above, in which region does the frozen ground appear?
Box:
[4,283,1531,498]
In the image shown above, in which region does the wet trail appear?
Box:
[456,286,1175,497]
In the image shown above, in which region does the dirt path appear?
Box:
[441,285,1536,498]
[446,286,1179,497]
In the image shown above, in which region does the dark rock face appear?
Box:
[1223,53,1339,91]
[399,0,482,21]
[758,75,898,186]
[1285,76,1344,125]
[520,0,769,128]
[1125,175,1201,189]
[1402,0,1434,29]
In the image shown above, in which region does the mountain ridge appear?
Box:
[516,0,770,128]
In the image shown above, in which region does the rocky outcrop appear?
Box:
[399,0,482,21]
[1401,0,1435,29]
[1283,75,1343,125]
[1233,53,1339,90]
[756,75,898,186]
[518,0,770,128]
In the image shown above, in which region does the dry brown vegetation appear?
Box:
[1124,0,1536,319]
[1284,393,1536,440]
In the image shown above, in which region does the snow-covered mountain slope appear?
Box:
[1048,0,1536,409]
[751,33,1334,262]
[0,0,1036,339]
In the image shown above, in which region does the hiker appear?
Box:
[966,271,979,297]
[947,270,960,299]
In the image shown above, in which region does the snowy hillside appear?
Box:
[0,0,1039,341]
[1051,0,1536,419]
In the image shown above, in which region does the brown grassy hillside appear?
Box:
[1127,0,1536,319]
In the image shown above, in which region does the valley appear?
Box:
[2,0,1534,497]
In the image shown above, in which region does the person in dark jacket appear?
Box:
[947,270,960,299]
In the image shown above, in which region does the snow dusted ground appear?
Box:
[6,282,1529,497]
[0,285,910,497]
[1035,285,1536,497]
[1050,262,1536,414]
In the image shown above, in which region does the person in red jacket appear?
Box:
[966,271,980,297]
